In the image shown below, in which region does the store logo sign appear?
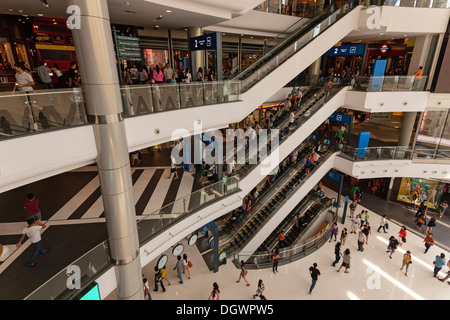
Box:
[66,5,81,30]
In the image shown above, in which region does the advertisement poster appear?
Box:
[397,177,444,210]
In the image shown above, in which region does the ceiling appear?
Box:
[0,0,255,29]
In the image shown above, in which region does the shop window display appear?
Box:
[397,177,445,210]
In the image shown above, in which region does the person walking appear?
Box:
[362,222,371,245]
[425,215,437,233]
[16,218,48,267]
[329,223,338,242]
[308,263,321,294]
[337,249,351,273]
[439,200,448,218]
[173,255,184,284]
[433,253,446,278]
[332,242,341,267]
[154,266,166,292]
[253,279,265,299]
[161,265,170,286]
[236,260,250,286]
[143,277,152,300]
[424,233,435,253]
[36,61,54,89]
[350,216,359,234]
[168,154,179,180]
[340,228,348,245]
[208,282,220,300]
[377,215,388,233]
[23,193,46,228]
[400,251,412,277]
[398,226,407,246]
[272,249,280,274]
[357,230,366,252]
[387,236,399,259]
[349,200,358,219]
[416,212,426,231]
[182,254,191,280]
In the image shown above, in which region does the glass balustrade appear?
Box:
[384,0,450,8]
[348,75,427,92]
[120,81,242,117]
[24,176,240,300]
[233,198,337,268]
[0,89,87,139]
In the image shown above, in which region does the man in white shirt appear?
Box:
[12,63,35,93]
[377,215,388,233]
[169,154,179,180]
[17,218,48,266]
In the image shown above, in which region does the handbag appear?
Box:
[188,260,193,268]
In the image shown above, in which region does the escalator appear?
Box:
[210,146,332,263]
[233,1,361,94]
[256,189,319,252]
[278,197,330,248]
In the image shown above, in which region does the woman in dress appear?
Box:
[182,254,191,279]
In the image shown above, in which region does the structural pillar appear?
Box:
[188,27,205,78]
[398,112,417,147]
[68,0,144,300]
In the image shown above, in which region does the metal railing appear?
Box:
[120,81,242,117]
[233,198,337,269]
[348,75,428,92]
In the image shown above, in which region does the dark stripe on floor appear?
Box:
[161,169,184,207]
[67,186,102,220]
[135,169,165,215]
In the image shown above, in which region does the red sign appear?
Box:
[380,44,389,54]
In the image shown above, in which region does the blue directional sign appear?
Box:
[328,112,352,124]
[190,33,217,51]
[326,44,365,56]
[326,170,342,183]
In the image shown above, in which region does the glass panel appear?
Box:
[25,242,111,300]
[120,81,241,117]
[0,89,87,139]
[348,76,427,92]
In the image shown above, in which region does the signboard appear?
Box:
[326,170,342,183]
[328,112,352,124]
[369,59,387,90]
[75,282,101,300]
[326,44,365,56]
[380,44,390,54]
[190,33,217,51]
[356,132,371,158]
[115,35,142,61]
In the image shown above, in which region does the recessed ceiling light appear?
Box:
[166,10,172,13]
[38,13,44,16]
[40,0,50,7]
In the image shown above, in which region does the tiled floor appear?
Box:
[106,187,450,301]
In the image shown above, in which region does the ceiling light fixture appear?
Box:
[40,0,50,7]
[166,10,172,13]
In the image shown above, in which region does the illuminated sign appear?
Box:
[380,44,390,54]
